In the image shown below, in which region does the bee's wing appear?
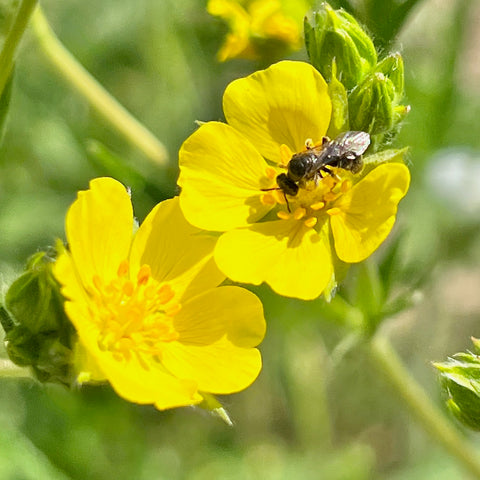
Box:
[334,131,371,156]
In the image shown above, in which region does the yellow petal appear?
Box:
[99,352,203,410]
[162,286,265,393]
[223,61,331,163]
[65,177,133,288]
[214,219,333,300]
[207,0,251,61]
[330,163,411,263]
[162,339,262,394]
[130,197,225,301]
[178,121,273,231]
[173,286,265,347]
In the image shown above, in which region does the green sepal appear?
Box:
[348,72,395,137]
[376,53,404,101]
[435,348,480,431]
[2,244,76,385]
[197,392,233,426]
[326,60,349,138]
[304,3,376,91]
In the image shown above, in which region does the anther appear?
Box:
[277,211,290,220]
[279,144,292,166]
[165,303,182,317]
[310,201,325,210]
[327,207,342,216]
[117,259,129,277]
[137,265,151,285]
[265,167,277,179]
[323,192,339,202]
[122,281,134,297]
[293,207,306,220]
[157,284,175,304]
[261,193,277,205]
[304,217,318,228]
[341,179,352,193]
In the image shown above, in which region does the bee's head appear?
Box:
[287,153,311,182]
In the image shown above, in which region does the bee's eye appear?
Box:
[288,157,308,182]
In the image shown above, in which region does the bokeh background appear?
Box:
[1,0,480,478]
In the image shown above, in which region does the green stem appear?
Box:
[30,5,168,166]
[369,334,480,479]
[0,0,38,94]
[0,359,31,378]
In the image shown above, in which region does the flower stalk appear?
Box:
[0,0,38,95]
[30,5,168,166]
[369,334,480,479]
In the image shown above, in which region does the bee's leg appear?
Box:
[320,165,341,181]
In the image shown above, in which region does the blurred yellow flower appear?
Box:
[54,177,265,410]
[178,61,410,300]
[207,0,307,61]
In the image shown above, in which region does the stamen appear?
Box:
[265,167,277,179]
[165,303,182,317]
[92,274,103,291]
[310,201,325,210]
[279,144,292,166]
[293,207,306,220]
[277,211,290,220]
[305,138,314,149]
[117,259,129,277]
[261,193,277,205]
[327,207,342,216]
[304,217,318,228]
[323,192,339,202]
[274,190,287,204]
[341,179,352,193]
[122,281,134,297]
[157,284,175,304]
[137,265,151,285]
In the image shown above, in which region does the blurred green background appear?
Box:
[1,0,480,478]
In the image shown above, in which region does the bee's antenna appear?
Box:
[284,192,291,213]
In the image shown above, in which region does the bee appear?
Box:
[262,131,370,209]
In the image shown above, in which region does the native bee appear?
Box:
[271,131,371,198]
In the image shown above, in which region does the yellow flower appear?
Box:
[54,177,265,410]
[207,0,307,61]
[178,61,410,300]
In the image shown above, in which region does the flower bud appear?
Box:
[376,53,404,102]
[1,245,75,385]
[435,350,480,431]
[305,3,377,90]
[348,72,395,136]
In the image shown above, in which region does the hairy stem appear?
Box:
[0,0,38,94]
[30,5,168,166]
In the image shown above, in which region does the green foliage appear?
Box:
[0,0,478,478]
[435,344,480,431]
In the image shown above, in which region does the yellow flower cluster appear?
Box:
[54,178,265,410]
[178,61,410,300]
[55,60,409,412]
[207,0,308,61]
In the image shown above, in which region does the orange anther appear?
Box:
[137,264,151,285]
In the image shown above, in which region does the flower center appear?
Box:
[89,260,180,363]
[260,142,354,228]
